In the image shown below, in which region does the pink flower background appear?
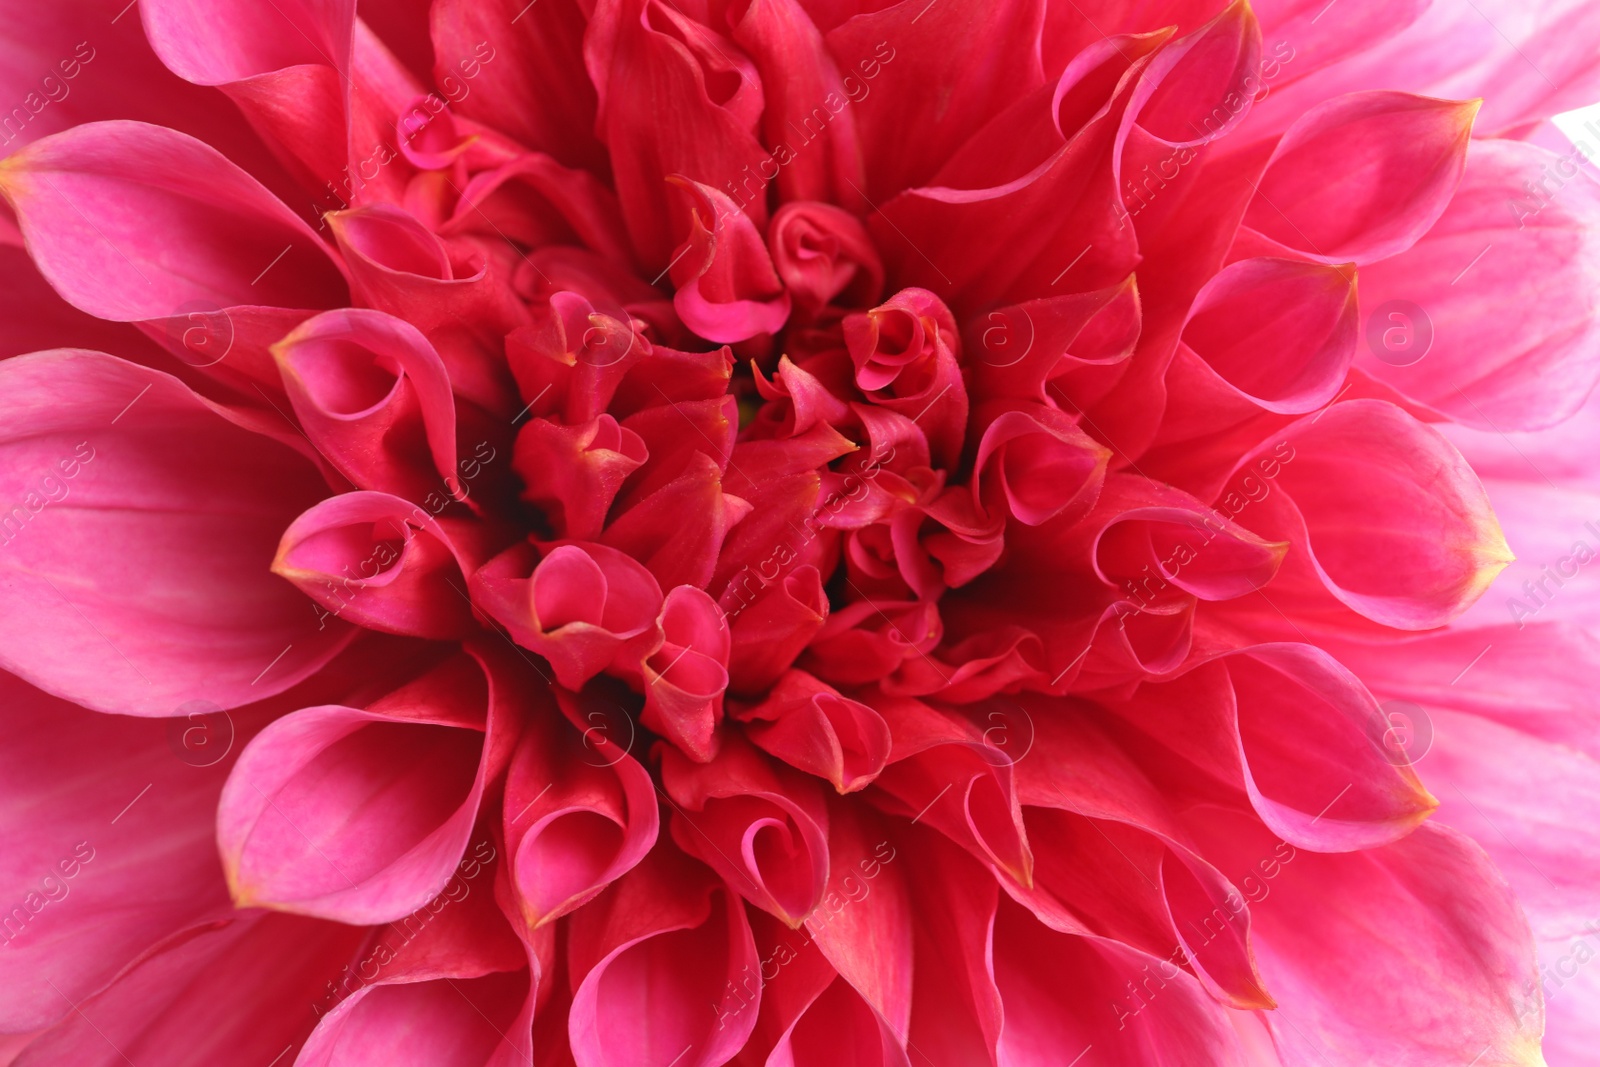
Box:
[0,0,1599,1065]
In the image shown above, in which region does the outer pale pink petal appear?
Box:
[0,350,354,714]
[1327,623,1600,761]
[0,121,348,319]
[1189,813,1545,1067]
[1235,399,1513,630]
[13,912,368,1067]
[1256,0,1600,139]
[1324,623,1600,939]
[1355,138,1600,431]
[1237,91,1478,266]
[0,673,234,1032]
[1421,708,1600,943]
[140,0,355,188]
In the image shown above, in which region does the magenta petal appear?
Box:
[0,120,348,319]
[216,651,518,924]
[505,695,659,929]
[140,0,354,188]
[1355,136,1600,431]
[274,490,490,638]
[0,350,354,714]
[275,308,460,502]
[567,845,760,1067]
[0,673,233,1032]
[1239,91,1477,265]
[12,911,368,1067]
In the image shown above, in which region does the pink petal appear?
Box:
[273,490,493,638]
[1237,91,1478,265]
[567,844,760,1067]
[13,911,368,1067]
[274,308,459,502]
[1355,137,1600,431]
[504,692,659,928]
[0,120,348,319]
[0,672,233,1031]
[140,0,354,188]
[217,649,524,923]
[0,350,354,714]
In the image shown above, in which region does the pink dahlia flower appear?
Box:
[3,0,1600,1063]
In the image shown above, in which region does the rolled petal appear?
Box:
[504,692,659,929]
[216,649,522,924]
[640,585,732,761]
[567,843,760,1067]
[274,307,459,503]
[1108,644,1438,851]
[1229,400,1513,630]
[513,414,648,540]
[470,541,664,690]
[737,669,893,793]
[768,201,883,316]
[726,564,830,696]
[662,734,831,925]
[971,402,1110,526]
[667,178,792,343]
[1156,256,1358,443]
[273,490,493,638]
